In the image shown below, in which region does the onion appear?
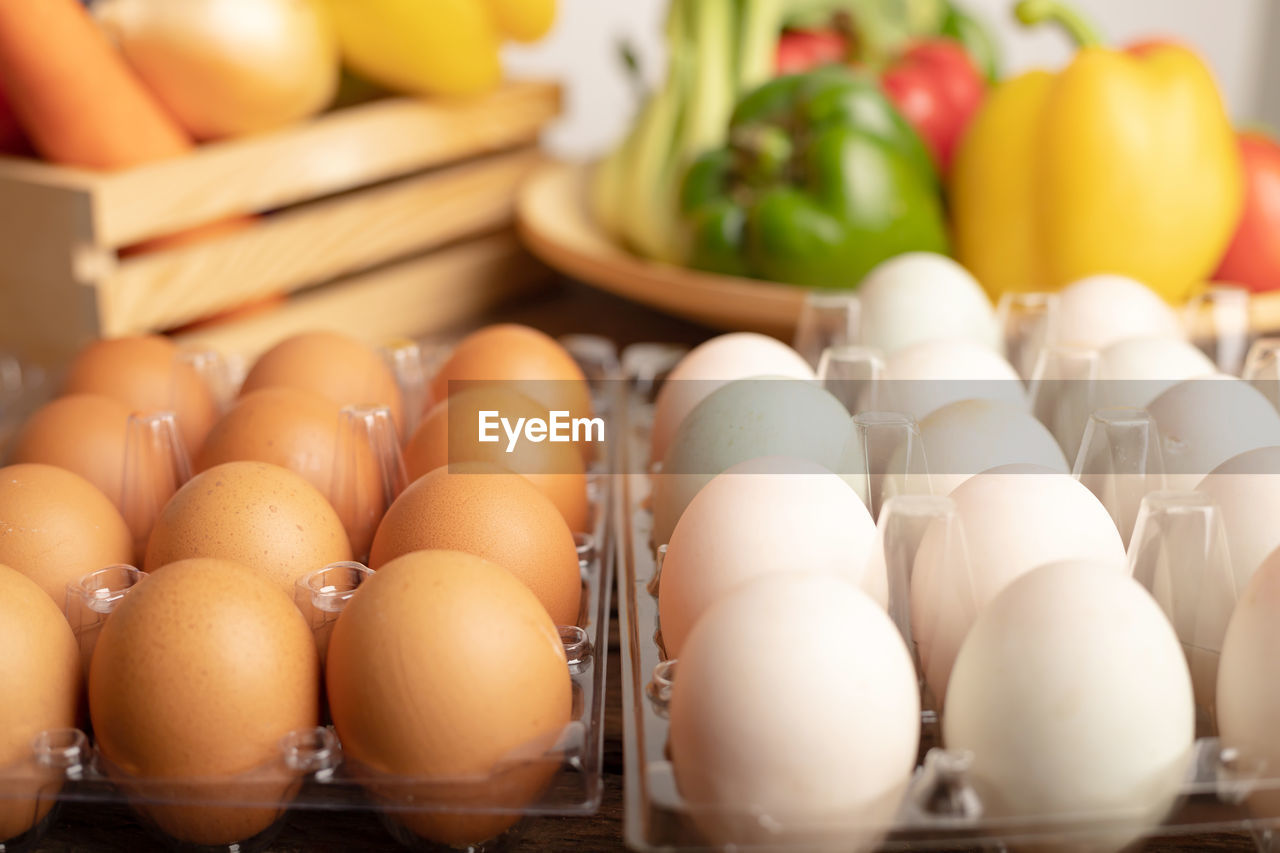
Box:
[95,0,339,141]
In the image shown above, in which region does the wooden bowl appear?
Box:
[516,159,1280,343]
[516,160,811,337]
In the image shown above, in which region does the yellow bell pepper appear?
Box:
[326,0,556,97]
[951,0,1243,303]
[482,0,557,43]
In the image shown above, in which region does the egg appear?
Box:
[652,378,852,546]
[145,461,353,594]
[658,457,878,658]
[1096,336,1217,410]
[240,331,405,435]
[944,561,1193,853]
[912,465,1126,702]
[429,324,593,439]
[9,394,132,506]
[368,462,581,625]
[1195,447,1280,594]
[61,335,218,456]
[194,387,385,556]
[1045,336,1219,455]
[1218,547,1280,820]
[650,333,814,464]
[877,338,1025,421]
[889,399,1069,498]
[1147,377,1280,490]
[197,388,343,490]
[1051,275,1183,350]
[89,558,319,846]
[0,463,133,605]
[669,573,918,850]
[856,253,1000,355]
[326,550,571,847]
[0,565,80,842]
[405,386,589,532]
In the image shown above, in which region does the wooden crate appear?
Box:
[0,81,561,364]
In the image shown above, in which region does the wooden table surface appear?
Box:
[33,279,1262,852]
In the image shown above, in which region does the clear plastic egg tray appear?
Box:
[0,335,618,853]
[615,330,1280,853]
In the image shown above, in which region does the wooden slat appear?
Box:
[88,82,559,248]
[172,231,551,360]
[100,148,545,336]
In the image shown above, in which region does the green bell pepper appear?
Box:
[680,68,950,289]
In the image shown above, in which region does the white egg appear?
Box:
[669,573,919,851]
[650,334,814,464]
[889,399,1068,499]
[652,378,851,546]
[1218,548,1280,820]
[1195,446,1280,594]
[1037,336,1214,485]
[876,338,1025,421]
[945,561,1194,853]
[1052,275,1184,350]
[658,457,878,658]
[857,253,1000,355]
[911,464,1125,702]
[1147,377,1280,491]
[1096,336,1217,410]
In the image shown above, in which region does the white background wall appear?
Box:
[502,0,1277,160]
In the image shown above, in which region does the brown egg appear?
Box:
[405,387,590,532]
[145,461,353,594]
[61,335,218,456]
[0,565,80,842]
[0,464,133,606]
[9,394,132,506]
[429,325,593,440]
[239,331,404,436]
[195,388,385,556]
[89,558,319,846]
[369,463,581,625]
[327,550,571,847]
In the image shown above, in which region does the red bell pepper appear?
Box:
[1214,131,1280,293]
[774,29,849,75]
[880,39,985,174]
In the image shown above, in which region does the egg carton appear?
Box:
[0,350,54,456]
[789,282,1260,379]
[615,341,1280,853]
[0,334,619,853]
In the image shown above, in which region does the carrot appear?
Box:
[0,0,257,255]
[0,85,28,156]
[165,292,288,335]
[0,0,191,168]
[119,215,255,257]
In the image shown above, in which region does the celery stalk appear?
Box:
[736,0,785,95]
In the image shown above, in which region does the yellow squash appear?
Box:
[951,0,1243,302]
[325,0,555,97]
